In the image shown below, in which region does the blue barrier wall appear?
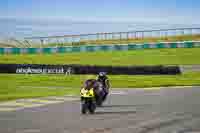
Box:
[0,41,200,55]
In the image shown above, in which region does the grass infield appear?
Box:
[0,48,200,66]
[0,73,200,102]
[1,47,200,101]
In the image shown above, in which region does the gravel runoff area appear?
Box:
[0,86,200,133]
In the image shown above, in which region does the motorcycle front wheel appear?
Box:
[81,101,87,114]
[88,101,96,114]
[81,97,96,114]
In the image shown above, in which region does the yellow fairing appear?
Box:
[80,88,95,98]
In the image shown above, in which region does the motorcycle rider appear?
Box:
[80,79,95,101]
[80,79,96,114]
[96,72,110,97]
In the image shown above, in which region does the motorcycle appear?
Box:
[80,79,109,114]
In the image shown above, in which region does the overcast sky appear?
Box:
[1,0,200,23]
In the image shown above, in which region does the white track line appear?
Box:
[110,91,128,95]
[0,96,79,112]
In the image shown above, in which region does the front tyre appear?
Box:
[88,101,96,114]
[81,101,87,114]
[81,104,87,114]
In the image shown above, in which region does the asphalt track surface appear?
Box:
[1,87,200,133]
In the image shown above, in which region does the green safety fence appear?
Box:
[0,41,199,55]
[170,43,178,48]
[11,48,20,54]
[142,44,150,49]
[156,43,165,48]
[57,47,66,53]
[184,42,194,48]
[128,44,137,50]
[0,48,4,54]
[71,46,80,52]
[43,48,52,54]
[28,48,38,54]
[99,45,112,51]
[85,45,95,52]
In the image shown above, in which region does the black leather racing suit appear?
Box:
[97,76,110,94]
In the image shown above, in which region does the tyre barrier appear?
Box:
[0,41,200,55]
[0,64,181,75]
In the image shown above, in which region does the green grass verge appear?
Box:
[1,73,200,102]
[0,48,200,65]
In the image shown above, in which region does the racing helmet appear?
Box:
[85,79,93,87]
[98,72,107,78]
